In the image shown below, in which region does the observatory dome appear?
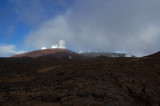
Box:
[41,47,47,50]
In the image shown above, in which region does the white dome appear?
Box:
[41,47,47,50]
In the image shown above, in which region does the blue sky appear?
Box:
[0,0,72,44]
[0,0,73,56]
[0,0,160,57]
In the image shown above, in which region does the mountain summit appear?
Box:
[12,49,83,59]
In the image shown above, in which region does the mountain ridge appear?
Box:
[12,49,83,59]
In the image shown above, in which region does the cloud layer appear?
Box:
[0,45,25,57]
[25,0,160,57]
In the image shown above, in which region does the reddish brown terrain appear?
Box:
[0,49,160,106]
[12,49,84,59]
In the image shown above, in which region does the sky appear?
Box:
[0,0,160,57]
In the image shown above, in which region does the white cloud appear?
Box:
[25,0,160,57]
[0,45,25,57]
[25,15,74,49]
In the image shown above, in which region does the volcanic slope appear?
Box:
[143,51,160,59]
[12,49,84,59]
[0,51,160,105]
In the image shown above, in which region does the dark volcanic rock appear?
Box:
[56,71,64,76]
[0,51,160,105]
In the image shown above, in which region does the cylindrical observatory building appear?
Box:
[58,40,66,49]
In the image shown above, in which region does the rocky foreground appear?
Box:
[0,51,160,106]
